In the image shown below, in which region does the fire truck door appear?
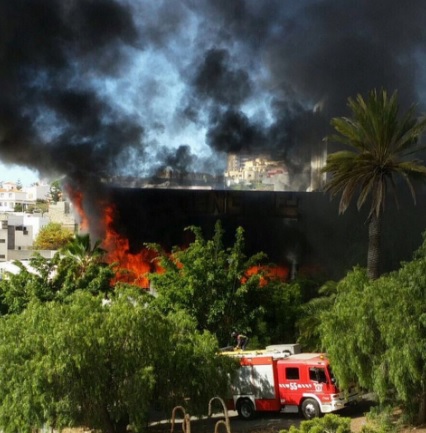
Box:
[277,366,302,405]
[308,367,330,399]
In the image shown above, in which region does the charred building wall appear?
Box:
[108,187,426,280]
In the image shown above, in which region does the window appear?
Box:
[0,239,5,243]
[0,255,5,259]
[309,367,327,383]
[286,367,300,380]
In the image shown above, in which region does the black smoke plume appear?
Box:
[1,0,426,194]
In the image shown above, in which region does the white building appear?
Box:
[0,219,7,261]
[0,213,51,261]
[225,154,290,191]
[0,182,51,212]
[1,181,19,191]
[0,180,77,262]
[24,184,50,202]
[8,213,50,245]
[0,188,31,212]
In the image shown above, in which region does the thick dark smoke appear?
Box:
[1,0,426,192]
[0,0,143,183]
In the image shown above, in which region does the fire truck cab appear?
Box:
[225,345,359,420]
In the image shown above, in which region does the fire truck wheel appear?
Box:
[301,398,320,419]
[237,398,255,420]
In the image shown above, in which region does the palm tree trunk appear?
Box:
[367,213,381,279]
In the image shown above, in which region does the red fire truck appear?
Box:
[224,344,359,420]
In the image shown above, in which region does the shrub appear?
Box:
[279,414,352,433]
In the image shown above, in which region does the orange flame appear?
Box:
[243,265,289,286]
[67,187,160,288]
[65,186,89,231]
[102,204,161,289]
[68,187,290,289]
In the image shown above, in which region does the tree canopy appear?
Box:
[0,287,234,433]
[0,235,236,433]
[320,233,426,424]
[33,222,74,250]
[146,221,303,347]
[0,234,114,314]
[322,89,426,279]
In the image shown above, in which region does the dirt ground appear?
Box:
[64,399,426,433]
[146,400,426,433]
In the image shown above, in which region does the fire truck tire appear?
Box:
[237,398,255,420]
[301,398,320,419]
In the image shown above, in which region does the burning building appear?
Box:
[68,183,426,283]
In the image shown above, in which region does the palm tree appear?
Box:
[60,233,106,277]
[322,89,426,279]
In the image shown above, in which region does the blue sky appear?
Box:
[0,161,40,186]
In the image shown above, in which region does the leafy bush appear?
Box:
[279,414,352,433]
[0,287,235,433]
[360,406,399,433]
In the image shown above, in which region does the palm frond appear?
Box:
[323,88,426,218]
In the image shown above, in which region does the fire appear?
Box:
[68,187,289,289]
[65,186,89,231]
[69,188,160,288]
[102,204,161,289]
[243,265,289,286]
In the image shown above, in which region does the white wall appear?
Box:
[0,221,7,261]
[22,214,50,239]
[24,184,50,201]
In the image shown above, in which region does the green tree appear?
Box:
[321,234,426,424]
[322,89,426,279]
[147,221,272,346]
[147,221,304,347]
[296,280,337,351]
[259,278,303,346]
[0,257,57,314]
[60,233,104,263]
[13,203,24,212]
[0,235,114,313]
[28,199,49,214]
[53,234,113,298]
[0,287,234,433]
[50,179,63,202]
[33,222,74,250]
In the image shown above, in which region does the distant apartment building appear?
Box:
[225,154,290,191]
[8,213,50,247]
[0,188,31,212]
[225,147,327,192]
[0,182,50,212]
[0,181,76,262]
[0,208,75,262]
